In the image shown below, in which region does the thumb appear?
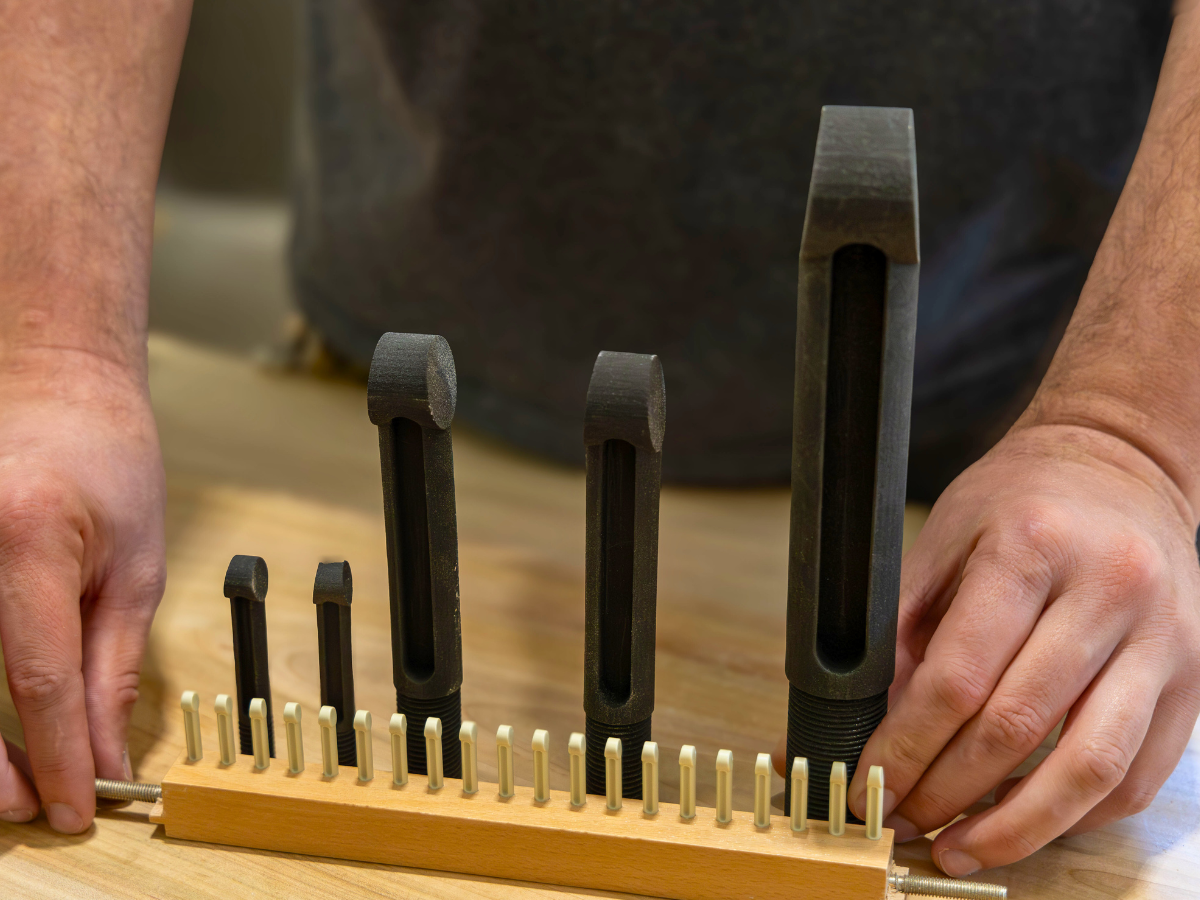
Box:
[81,553,165,782]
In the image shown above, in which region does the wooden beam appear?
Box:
[151,753,900,900]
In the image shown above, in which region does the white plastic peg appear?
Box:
[790,757,809,832]
[496,725,515,798]
[829,761,847,836]
[180,691,202,761]
[284,703,304,774]
[678,745,697,820]
[249,698,270,770]
[605,738,623,811]
[215,694,236,766]
[319,706,338,778]
[459,721,478,794]
[568,732,586,807]
[641,742,659,815]
[389,713,408,786]
[425,718,444,790]
[865,765,885,840]
[532,729,550,802]
[715,749,733,824]
[754,753,772,828]
[354,710,373,782]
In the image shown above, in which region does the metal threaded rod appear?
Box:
[890,872,1008,899]
[94,779,162,804]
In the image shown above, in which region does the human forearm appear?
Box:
[1024,5,1200,518]
[0,1,192,374]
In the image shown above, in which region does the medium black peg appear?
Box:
[225,554,274,758]
[583,350,665,799]
[367,332,463,779]
[314,560,357,767]
[785,106,920,820]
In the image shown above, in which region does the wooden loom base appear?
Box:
[151,753,904,900]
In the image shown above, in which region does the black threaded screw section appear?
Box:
[337,727,357,768]
[397,690,462,778]
[785,685,887,822]
[585,715,651,799]
[237,714,276,758]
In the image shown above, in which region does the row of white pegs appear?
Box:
[181,691,886,839]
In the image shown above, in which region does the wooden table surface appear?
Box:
[2,335,1196,898]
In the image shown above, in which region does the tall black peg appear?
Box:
[367,332,463,779]
[583,351,665,799]
[225,554,274,758]
[786,106,920,820]
[314,560,357,767]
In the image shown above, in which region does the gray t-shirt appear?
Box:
[291,0,1171,499]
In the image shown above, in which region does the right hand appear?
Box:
[0,345,165,832]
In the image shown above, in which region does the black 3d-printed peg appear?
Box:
[368,333,463,779]
[225,554,275,758]
[583,351,665,799]
[314,560,357,767]
[785,106,920,821]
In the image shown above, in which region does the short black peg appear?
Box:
[225,554,274,758]
[314,560,357,767]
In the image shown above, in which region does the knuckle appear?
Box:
[1113,779,1160,818]
[0,475,83,557]
[924,657,992,720]
[1100,536,1163,600]
[8,661,77,711]
[1070,735,1134,798]
[976,697,1049,756]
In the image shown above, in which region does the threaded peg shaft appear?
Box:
[94,779,162,804]
[890,872,1008,899]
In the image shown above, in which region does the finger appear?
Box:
[0,737,39,822]
[889,586,1128,836]
[81,553,164,783]
[891,507,976,698]
[0,500,96,834]
[848,537,1052,821]
[929,652,1159,875]
[1063,687,1198,836]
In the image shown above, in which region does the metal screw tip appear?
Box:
[890,871,1008,899]
[94,778,162,804]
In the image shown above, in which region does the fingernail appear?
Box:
[46,802,85,834]
[0,809,36,823]
[938,848,982,877]
[884,813,920,843]
[123,745,133,781]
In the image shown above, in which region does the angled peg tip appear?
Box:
[181,691,202,762]
[715,750,733,825]
[367,332,457,430]
[754,753,772,828]
[215,693,236,766]
[865,765,884,840]
[678,745,697,820]
[829,761,847,835]
[568,732,586,807]
[319,705,338,778]
[284,702,304,774]
[459,721,478,794]
[354,710,373,782]
[496,725,515,798]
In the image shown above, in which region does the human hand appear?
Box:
[0,347,165,832]
[845,423,1200,875]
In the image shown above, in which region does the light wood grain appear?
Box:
[152,751,895,900]
[0,334,1197,899]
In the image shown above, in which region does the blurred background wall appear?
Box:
[149,1,299,356]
